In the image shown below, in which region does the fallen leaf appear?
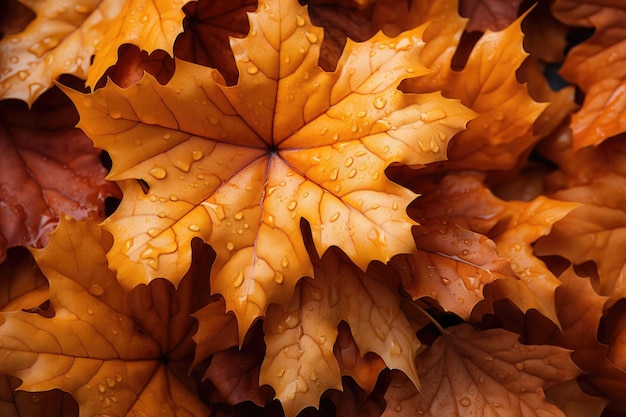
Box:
[0,87,119,262]
[0,248,48,311]
[535,135,626,302]
[261,247,421,417]
[64,0,474,338]
[0,215,209,417]
[408,172,578,325]
[174,0,255,85]
[552,0,626,148]
[390,221,515,320]
[459,0,524,32]
[0,0,192,103]
[383,324,581,417]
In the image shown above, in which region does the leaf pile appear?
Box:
[1,0,626,416]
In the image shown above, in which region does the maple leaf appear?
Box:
[0,248,48,311]
[0,215,210,417]
[552,0,626,148]
[535,135,626,303]
[64,0,474,336]
[374,0,547,173]
[0,88,119,262]
[174,0,256,85]
[260,246,421,417]
[389,221,515,320]
[0,0,193,103]
[407,172,578,325]
[0,375,78,417]
[383,324,582,417]
[459,0,524,32]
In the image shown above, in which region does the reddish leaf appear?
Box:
[383,324,581,417]
[0,88,119,262]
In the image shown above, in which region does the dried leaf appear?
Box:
[261,247,421,417]
[535,136,626,302]
[409,172,578,325]
[0,88,119,262]
[390,221,515,320]
[459,0,524,32]
[0,0,192,103]
[0,216,209,417]
[64,0,474,338]
[552,0,626,148]
[383,324,581,417]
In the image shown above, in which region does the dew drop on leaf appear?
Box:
[459,397,471,407]
[233,271,244,288]
[88,283,105,296]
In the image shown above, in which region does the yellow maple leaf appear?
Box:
[0,0,192,104]
[63,0,474,337]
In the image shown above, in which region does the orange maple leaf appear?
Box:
[384,324,582,417]
[64,0,474,336]
[552,0,626,148]
[407,172,579,325]
[0,0,193,104]
[0,216,209,417]
[261,246,421,417]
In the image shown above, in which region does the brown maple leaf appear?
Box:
[0,216,210,417]
[407,172,579,325]
[0,87,119,262]
[535,133,626,303]
[383,324,582,417]
[459,0,525,32]
[552,0,626,148]
[64,0,474,337]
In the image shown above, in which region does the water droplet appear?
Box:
[281,256,289,268]
[17,70,29,81]
[110,110,122,119]
[306,32,318,43]
[226,241,235,251]
[484,354,493,361]
[169,194,178,202]
[395,405,403,412]
[357,110,367,118]
[247,65,259,75]
[97,384,106,393]
[347,168,357,178]
[9,55,19,64]
[371,171,379,180]
[188,224,200,232]
[319,127,328,135]
[106,377,115,388]
[310,371,317,381]
[287,200,297,211]
[88,284,105,296]
[330,168,339,181]
[329,212,340,222]
[233,270,244,288]
[115,374,122,383]
[148,165,167,179]
[276,368,285,377]
[192,150,203,161]
[274,271,284,284]
[147,228,160,237]
[389,338,402,358]
[73,2,89,13]
[459,397,471,407]
[515,362,524,371]
[87,308,94,315]
[440,276,451,285]
[332,132,339,141]
[392,201,399,210]
[31,395,41,404]
[296,15,305,27]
